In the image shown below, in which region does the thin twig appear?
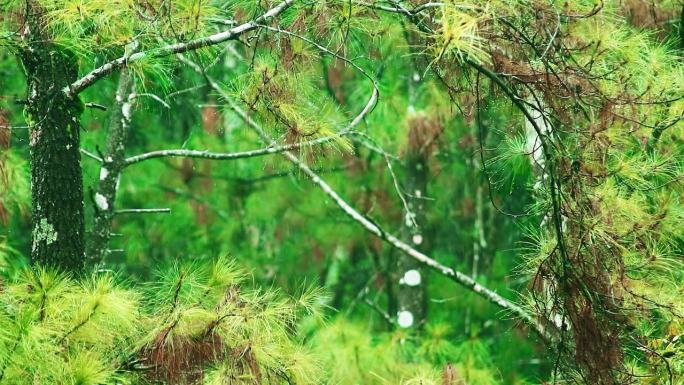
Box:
[114,208,171,215]
[80,148,103,162]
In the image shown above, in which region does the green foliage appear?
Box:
[310,318,531,385]
[0,259,325,384]
[228,55,352,153]
[0,151,30,222]
[1,0,683,384]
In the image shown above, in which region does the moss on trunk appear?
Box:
[21,5,86,271]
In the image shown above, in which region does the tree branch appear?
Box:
[115,208,171,215]
[64,0,295,97]
[192,63,551,340]
[80,148,103,163]
[123,134,354,167]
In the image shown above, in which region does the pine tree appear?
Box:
[0,1,682,384]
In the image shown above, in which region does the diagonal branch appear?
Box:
[212,24,552,337]
[193,64,551,340]
[64,0,295,97]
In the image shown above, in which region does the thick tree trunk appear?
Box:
[21,5,86,270]
[88,71,133,263]
[396,152,428,329]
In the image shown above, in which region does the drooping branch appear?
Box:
[64,0,296,98]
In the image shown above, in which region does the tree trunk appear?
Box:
[396,152,428,329]
[88,70,133,263]
[21,4,86,271]
[395,35,430,328]
[471,133,487,279]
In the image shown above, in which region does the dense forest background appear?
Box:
[0,1,683,384]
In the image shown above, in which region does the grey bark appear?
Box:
[395,28,429,328]
[87,71,134,263]
[396,151,428,329]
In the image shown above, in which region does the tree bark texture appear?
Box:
[21,4,86,271]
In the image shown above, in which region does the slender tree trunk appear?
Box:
[395,31,430,328]
[88,71,133,263]
[20,4,85,271]
[465,114,489,333]
[396,150,428,329]
[472,111,491,275]
[471,141,487,279]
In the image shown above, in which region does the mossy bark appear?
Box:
[21,5,86,271]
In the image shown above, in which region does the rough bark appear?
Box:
[20,4,86,271]
[87,71,133,263]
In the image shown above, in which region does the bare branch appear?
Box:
[349,131,400,160]
[385,152,416,228]
[123,134,353,167]
[115,208,171,215]
[80,148,103,163]
[84,102,108,111]
[134,93,171,109]
[364,296,395,325]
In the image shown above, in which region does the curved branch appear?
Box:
[123,133,353,167]
[250,24,379,129]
